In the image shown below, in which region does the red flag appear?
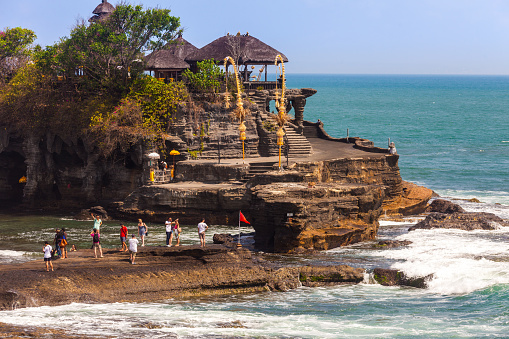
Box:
[239,211,250,224]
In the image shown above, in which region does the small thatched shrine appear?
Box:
[144,36,198,81]
[89,0,115,23]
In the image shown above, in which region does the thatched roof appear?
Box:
[185,34,288,64]
[93,0,115,15]
[89,0,115,23]
[145,50,190,70]
[144,37,197,70]
[167,36,199,60]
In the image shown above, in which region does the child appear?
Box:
[43,241,54,272]
[128,234,139,264]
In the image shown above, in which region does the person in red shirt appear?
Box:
[119,223,128,252]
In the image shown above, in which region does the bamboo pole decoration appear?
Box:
[274,54,287,170]
[224,56,246,162]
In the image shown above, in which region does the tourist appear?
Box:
[120,223,128,252]
[53,228,61,258]
[71,244,77,252]
[197,218,208,247]
[389,142,397,155]
[174,218,181,246]
[59,228,68,259]
[138,218,148,247]
[90,228,104,258]
[128,234,139,264]
[165,217,173,247]
[43,241,54,272]
[91,213,102,231]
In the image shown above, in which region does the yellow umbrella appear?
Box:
[170,150,180,178]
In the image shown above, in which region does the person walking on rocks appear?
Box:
[92,213,102,231]
[120,223,128,252]
[43,241,54,272]
[138,219,148,247]
[90,228,104,258]
[197,218,208,247]
[128,234,139,264]
[165,217,173,247]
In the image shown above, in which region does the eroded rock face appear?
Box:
[382,181,435,216]
[409,212,509,231]
[250,182,384,252]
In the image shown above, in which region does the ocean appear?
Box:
[1,74,509,338]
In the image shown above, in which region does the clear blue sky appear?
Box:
[2,0,509,75]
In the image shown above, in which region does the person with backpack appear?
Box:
[59,228,68,259]
[90,228,103,258]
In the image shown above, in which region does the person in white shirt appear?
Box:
[42,241,54,272]
[197,219,208,247]
[128,234,139,264]
[165,217,173,247]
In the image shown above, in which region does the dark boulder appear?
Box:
[299,265,365,287]
[409,212,508,231]
[427,199,465,214]
[375,240,412,248]
[213,233,235,245]
[73,206,109,220]
[373,268,432,288]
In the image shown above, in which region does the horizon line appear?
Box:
[285,72,509,76]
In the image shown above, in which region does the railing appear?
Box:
[243,81,279,91]
[152,169,172,184]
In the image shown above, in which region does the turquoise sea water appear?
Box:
[1,75,509,338]
[287,74,509,204]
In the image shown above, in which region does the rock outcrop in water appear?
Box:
[409,212,509,231]
[426,199,465,214]
[373,268,433,288]
[0,86,433,253]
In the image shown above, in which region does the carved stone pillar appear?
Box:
[292,96,306,132]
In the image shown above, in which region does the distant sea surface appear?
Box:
[1,74,509,338]
[287,74,509,205]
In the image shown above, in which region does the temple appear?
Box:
[88,0,115,23]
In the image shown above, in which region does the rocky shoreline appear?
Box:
[0,244,364,312]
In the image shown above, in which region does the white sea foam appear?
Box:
[378,228,509,294]
[0,250,37,264]
[435,189,509,212]
[378,218,421,227]
[0,300,361,338]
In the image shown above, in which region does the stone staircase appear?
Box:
[241,162,275,182]
[250,91,313,157]
[284,126,313,157]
